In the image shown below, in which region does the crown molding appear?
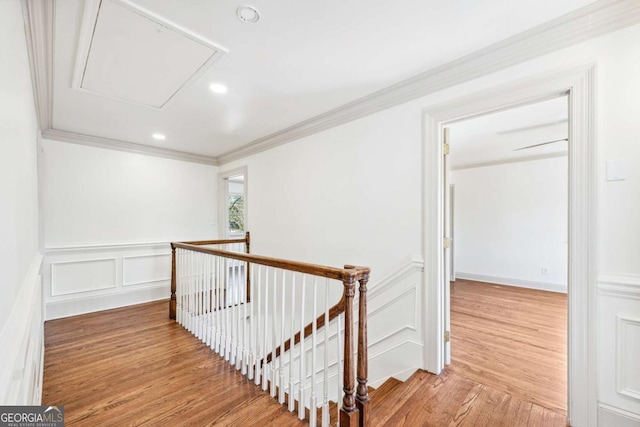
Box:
[21,0,54,131]
[42,129,219,166]
[22,0,640,165]
[218,0,640,165]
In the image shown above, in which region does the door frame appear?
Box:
[421,63,597,427]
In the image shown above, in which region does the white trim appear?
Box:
[45,283,168,320]
[367,256,423,301]
[45,241,171,254]
[21,0,54,130]
[42,129,219,166]
[616,316,640,401]
[122,253,171,287]
[598,403,640,426]
[50,257,118,296]
[451,151,568,171]
[422,63,597,427]
[0,254,43,405]
[21,0,640,164]
[218,166,248,239]
[71,0,227,110]
[598,274,640,300]
[217,0,640,165]
[455,272,567,293]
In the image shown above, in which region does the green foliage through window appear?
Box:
[228,195,245,233]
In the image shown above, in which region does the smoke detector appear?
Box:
[237,6,260,24]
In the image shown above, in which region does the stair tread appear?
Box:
[369,377,403,401]
[370,370,442,425]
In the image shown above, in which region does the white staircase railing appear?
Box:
[170,233,370,427]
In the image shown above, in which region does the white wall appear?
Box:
[41,140,218,319]
[220,23,640,424]
[0,0,43,404]
[451,157,568,292]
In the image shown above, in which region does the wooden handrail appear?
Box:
[170,233,370,426]
[172,242,369,284]
[170,232,250,320]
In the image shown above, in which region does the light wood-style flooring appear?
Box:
[43,290,568,426]
[42,301,305,426]
[448,279,567,416]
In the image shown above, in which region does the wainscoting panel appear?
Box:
[597,274,640,420]
[51,258,116,296]
[44,242,172,320]
[0,255,44,405]
[122,253,171,286]
[617,316,640,400]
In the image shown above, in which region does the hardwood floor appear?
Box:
[370,370,567,426]
[448,279,567,417]
[43,286,567,426]
[42,300,305,426]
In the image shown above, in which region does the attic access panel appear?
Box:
[73,0,227,109]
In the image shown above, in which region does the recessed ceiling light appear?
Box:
[152,133,166,140]
[237,6,260,24]
[209,83,228,94]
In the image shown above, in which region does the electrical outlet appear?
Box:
[541,267,549,275]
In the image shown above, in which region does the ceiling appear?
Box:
[49,0,597,161]
[448,96,569,169]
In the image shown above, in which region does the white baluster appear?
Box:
[298,275,306,420]
[216,255,222,354]
[309,277,318,427]
[197,252,202,338]
[224,258,233,362]
[270,268,277,397]
[231,257,237,365]
[188,251,193,333]
[208,255,218,351]
[241,260,247,374]
[288,274,296,412]
[253,265,262,385]
[279,270,286,404]
[248,263,255,380]
[322,281,330,427]
[176,249,181,325]
[262,267,269,391]
[236,258,243,370]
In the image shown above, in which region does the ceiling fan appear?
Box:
[513,138,568,151]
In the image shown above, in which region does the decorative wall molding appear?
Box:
[455,272,567,293]
[598,274,640,300]
[367,256,423,301]
[44,241,174,319]
[217,0,640,164]
[451,151,568,171]
[0,254,44,405]
[617,316,640,401]
[51,258,117,296]
[599,403,640,427]
[46,283,168,320]
[42,129,219,166]
[45,240,171,254]
[122,253,171,286]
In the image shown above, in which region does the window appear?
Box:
[219,168,247,238]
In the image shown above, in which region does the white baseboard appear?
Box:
[46,283,169,320]
[455,272,567,293]
[0,254,44,405]
[598,403,640,427]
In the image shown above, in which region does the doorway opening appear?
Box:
[444,96,569,416]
